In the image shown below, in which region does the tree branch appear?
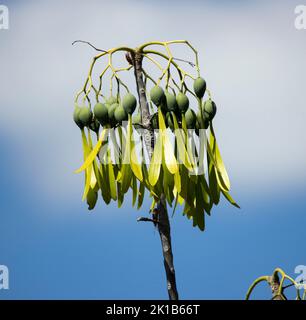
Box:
[132,49,179,300]
[137,217,158,224]
[72,40,107,52]
[131,51,154,156]
[156,195,179,300]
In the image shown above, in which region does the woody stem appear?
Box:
[132,49,179,300]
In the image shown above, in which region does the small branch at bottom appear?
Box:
[137,217,158,224]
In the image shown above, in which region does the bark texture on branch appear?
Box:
[131,50,179,300]
[156,195,179,300]
[132,51,154,159]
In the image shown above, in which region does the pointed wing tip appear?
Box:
[148,179,157,187]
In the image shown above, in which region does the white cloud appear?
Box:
[0,0,305,210]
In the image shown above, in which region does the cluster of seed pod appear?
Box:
[73,76,238,231]
[148,77,216,133]
[73,77,216,135]
[73,92,137,132]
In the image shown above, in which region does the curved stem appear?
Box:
[143,50,196,96]
[72,40,107,52]
[142,53,163,71]
[109,53,130,93]
[142,68,157,86]
[283,275,301,300]
[97,65,110,100]
[75,47,135,104]
[139,40,200,75]
[245,276,269,300]
[143,49,195,82]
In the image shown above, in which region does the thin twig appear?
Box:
[72,40,107,52]
[283,279,305,290]
[172,57,195,67]
[137,217,159,224]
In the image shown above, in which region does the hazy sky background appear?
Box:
[0,0,305,299]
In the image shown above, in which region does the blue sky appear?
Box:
[0,0,306,299]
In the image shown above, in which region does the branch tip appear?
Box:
[137,217,158,224]
[72,40,107,52]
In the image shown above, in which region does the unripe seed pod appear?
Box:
[185,108,197,129]
[193,77,206,99]
[114,105,128,123]
[78,107,93,127]
[150,86,165,106]
[108,103,118,121]
[94,103,108,124]
[73,106,84,129]
[122,93,137,114]
[176,92,189,113]
[196,111,210,129]
[107,96,118,105]
[165,92,178,112]
[203,100,217,120]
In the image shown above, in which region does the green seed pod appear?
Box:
[89,118,100,133]
[133,112,142,125]
[203,100,217,120]
[78,107,93,127]
[151,112,159,130]
[122,93,137,114]
[185,108,197,129]
[196,111,209,129]
[94,103,108,124]
[193,77,206,99]
[73,106,84,129]
[165,92,178,112]
[108,103,118,121]
[114,105,128,123]
[176,92,189,113]
[166,112,174,131]
[107,96,118,105]
[150,86,165,106]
